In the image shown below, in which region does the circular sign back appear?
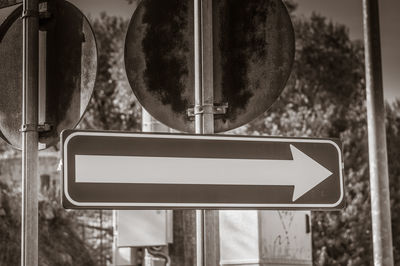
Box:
[0,0,97,149]
[125,0,294,133]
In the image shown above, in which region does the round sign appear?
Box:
[125,0,294,133]
[0,1,20,9]
[0,0,97,149]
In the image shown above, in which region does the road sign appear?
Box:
[0,0,97,149]
[62,130,344,209]
[124,0,294,133]
[0,0,20,9]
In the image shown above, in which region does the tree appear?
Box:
[0,10,139,266]
[81,5,400,265]
[244,10,400,265]
[0,180,95,265]
[79,13,141,132]
[386,100,400,263]
[244,13,374,265]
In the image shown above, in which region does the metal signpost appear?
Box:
[363,0,394,265]
[193,0,215,265]
[21,0,39,265]
[0,0,392,264]
[61,130,344,209]
[123,0,294,264]
[9,0,400,265]
[124,0,294,134]
[0,0,97,149]
[0,1,97,265]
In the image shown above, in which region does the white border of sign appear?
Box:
[63,131,344,208]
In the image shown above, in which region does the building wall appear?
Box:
[0,152,60,189]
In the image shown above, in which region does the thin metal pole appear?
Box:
[362,0,394,265]
[100,210,104,265]
[194,0,219,265]
[195,209,204,266]
[112,210,119,266]
[194,1,204,265]
[21,0,39,265]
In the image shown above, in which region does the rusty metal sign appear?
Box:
[125,0,294,133]
[0,0,97,149]
[0,0,21,9]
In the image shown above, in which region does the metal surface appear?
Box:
[61,130,344,209]
[219,211,312,265]
[113,110,174,265]
[21,1,39,266]
[194,0,205,264]
[117,210,170,247]
[193,0,219,265]
[362,0,394,265]
[124,0,294,133]
[258,211,312,265]
[0,0,21,9]
[219,211,259,265]
[142,109,174,246]
[0,0,97,149]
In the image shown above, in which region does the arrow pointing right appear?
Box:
[288,145,333,201]
[75,145,332,202]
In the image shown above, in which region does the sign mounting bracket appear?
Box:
[19,122,52,132]
[187,102,228,120]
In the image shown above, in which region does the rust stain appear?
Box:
[0,1,96,149]
[125,0,294,133]
[141,0,189,114]
[218,0,274,121]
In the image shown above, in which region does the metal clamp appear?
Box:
[187,102,228,120]
[193,104,214,115]
[20,123,52,133]
[20,124,37,132]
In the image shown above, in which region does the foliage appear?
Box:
[245,12,400,265]
[79,13,141,131]
[386,100,400,263]
[79,6,400,266]
[0,5,138,266]
[2,1,399,265]
[0,181,95,266]
[0,13,131,266]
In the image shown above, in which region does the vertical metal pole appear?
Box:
[362,1,394,266]
[194,0,219,265]
[21,0,39,265]
[194,1,204,265]
[112,211,118,266]
[100,210,104,265]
